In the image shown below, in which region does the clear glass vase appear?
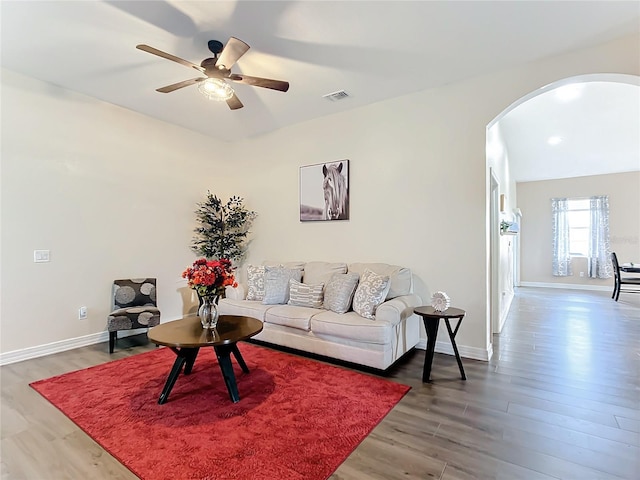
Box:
[198,295,219,329]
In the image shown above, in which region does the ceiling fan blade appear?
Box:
[156,77,206,93]
[136,44,205,73]
[226,93,244,110]
[228,74,289,92]
[216,37,250,70]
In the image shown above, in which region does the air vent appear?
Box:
[322,90,350,102]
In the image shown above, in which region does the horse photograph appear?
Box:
[300,160,350,221]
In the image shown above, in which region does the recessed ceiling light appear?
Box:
[555,84,584,102]
[547,136,563,145]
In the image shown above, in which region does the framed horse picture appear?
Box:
[300,160,350,221]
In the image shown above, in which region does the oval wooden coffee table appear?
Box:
[147,315,262,404]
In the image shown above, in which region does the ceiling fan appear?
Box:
[136,37,289,110]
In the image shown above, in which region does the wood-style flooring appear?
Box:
[2,287,639,479]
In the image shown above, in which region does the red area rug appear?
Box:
[30,343,409,480]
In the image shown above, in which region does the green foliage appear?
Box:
[500,220,513,233]
[191,193,257,262]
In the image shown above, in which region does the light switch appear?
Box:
[34,250,50,263]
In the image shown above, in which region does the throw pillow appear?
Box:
[246,265,266,301]
[352,269,391,319]
[323,272,360,314]
[262,266,303,305]
[288,279,324,308]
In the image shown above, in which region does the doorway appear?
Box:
[490,169,500,336]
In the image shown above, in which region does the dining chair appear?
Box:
[106,278,161,353]
[610,252,640,301]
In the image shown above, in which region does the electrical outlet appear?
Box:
[78,306,88,319]
[579,272,585,277]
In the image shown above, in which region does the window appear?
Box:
[551,196,612,278]
[566,198,590,257]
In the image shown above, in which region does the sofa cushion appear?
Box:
[288,279,324,308]
[264,305,323,331]
[246,265,266,301]
[310,310,392,345]
[263,260,306,270]
[347,263,412,299]
[224,283,246,300]
[262,266,303,305]
[352,269,391,319]
[218,298,273,321]
[374,294,422,325]
[323,272,359,314]
[303,261,347,286]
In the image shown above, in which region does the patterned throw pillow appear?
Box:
[352,269,391,319]
[323,272,360,314]
[262,266,303,305]
[246,265,266,301]
[288,279,324,308]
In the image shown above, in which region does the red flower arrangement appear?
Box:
[182,258,237,298]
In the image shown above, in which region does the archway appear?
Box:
[485,73,640,350]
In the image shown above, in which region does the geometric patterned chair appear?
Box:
[106,278,161,353]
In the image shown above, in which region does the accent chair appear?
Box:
[107,278,161,353]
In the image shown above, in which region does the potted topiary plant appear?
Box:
[190,192,257,263]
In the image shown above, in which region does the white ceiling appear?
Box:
[1,1,639,179]
[499,78,640,182]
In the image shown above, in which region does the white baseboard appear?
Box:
[416,339,491,361]
[520,281,612,292]
[4,318,492,366]
[0,329,145,366]
[499,291,514,333]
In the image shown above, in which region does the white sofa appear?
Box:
[219,261,422,370]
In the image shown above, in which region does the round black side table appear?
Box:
[413,306,466,383]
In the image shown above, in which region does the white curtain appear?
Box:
[588,196,612,279]
[552,198,572,276]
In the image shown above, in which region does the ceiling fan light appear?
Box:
[198,78,234,101]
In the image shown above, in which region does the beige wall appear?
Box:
[1,33,638,361]
[228,34,639,359]
[518,171,640,287]
[0,69,237,354]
